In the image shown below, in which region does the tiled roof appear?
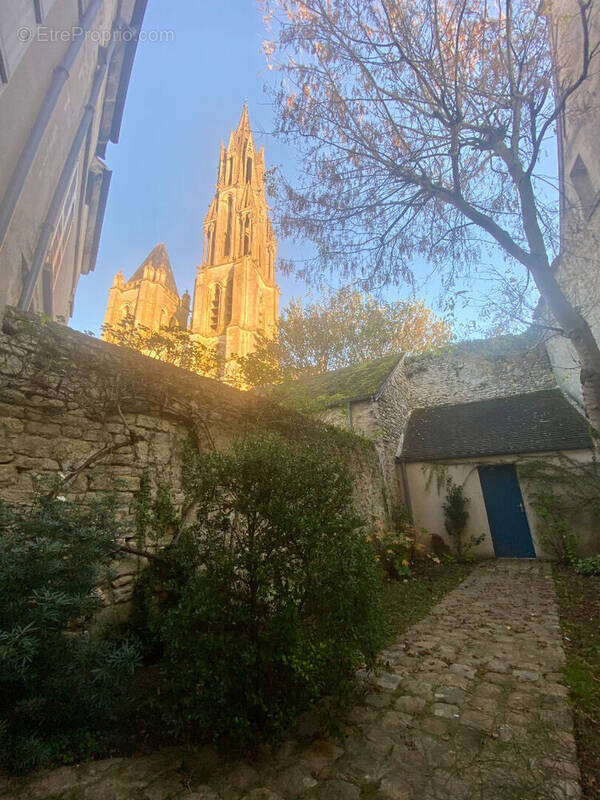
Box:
[400,390,593,461]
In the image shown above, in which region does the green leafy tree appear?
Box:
[263,0,600,434]
[237,287,452,387]
[102,314,221,378]
[141,433,384,747]
[0,496,139,773]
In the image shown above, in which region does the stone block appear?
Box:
[459,710,494,732]
[377,771,414,800]
[364,692,392,709]
[400,679,433,698]
[267,764,318,797]
[374,672,403,691]
[394,696,426,714]
[0,465,17,485]
[10,434,52,457]
[1,418,24,433]
[513,669,540,683]
[434,686,466,705]
[0,401,24,418]
[25,420,62,437]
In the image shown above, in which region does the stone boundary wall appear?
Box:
[404,335,556,409]
[0,308,387,611]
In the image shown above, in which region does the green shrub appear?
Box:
[570,554,600,576]
[442,478,483,562]
[143,433,384,748]
[368,516,441,579]
[0,496,139,773]
[518,457,600,561]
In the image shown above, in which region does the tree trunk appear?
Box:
[531,260,600,438]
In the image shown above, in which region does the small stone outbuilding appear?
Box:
[399,389,596,558]
[272,334,599,558]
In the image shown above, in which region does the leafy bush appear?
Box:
[368,517,440,579]
[442,478,483,562]
[570,555,600,576]
[142,433,384,748]
[519,457,600,561]
[103,313,221,377]
[0,496,139,773]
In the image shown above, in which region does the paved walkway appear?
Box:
[1,561,581,800]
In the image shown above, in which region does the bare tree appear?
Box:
[263,0,600,432]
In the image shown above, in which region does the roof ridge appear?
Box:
[127,242,179,297]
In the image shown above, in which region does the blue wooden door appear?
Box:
[478,465,536,558]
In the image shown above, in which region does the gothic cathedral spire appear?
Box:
[190,105,279,367]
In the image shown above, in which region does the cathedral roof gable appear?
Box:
[128,243,179,297]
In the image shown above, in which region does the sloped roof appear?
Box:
[128,243,179,297]
[272,354,402,409]
[400,390,593,462]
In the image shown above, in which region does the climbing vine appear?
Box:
[518,455,600,565]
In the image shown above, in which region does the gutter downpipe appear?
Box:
[0,0,104,254]
[18,33,120,312]
[400,460,414,523]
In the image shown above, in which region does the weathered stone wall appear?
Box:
[404,336,555,409]
[368,359,414,517]
[316,363,413,519]
[312,338,555,522]
[0,308,388,611]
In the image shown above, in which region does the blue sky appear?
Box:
[71,0,312,334]
[70,1,550,337]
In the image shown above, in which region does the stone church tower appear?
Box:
[103,243,190,332]
[190,105,279,361]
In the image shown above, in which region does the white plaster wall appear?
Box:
[0,0,125,321]
[405,450,597,559]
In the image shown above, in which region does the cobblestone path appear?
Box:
[1,561,582,800]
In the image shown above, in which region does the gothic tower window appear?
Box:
[160,307,169,328]
[225,273,234,325]
[210,284,222,330]
[570,154,596,217]
[121,304,130,320]
[210,225,216,264]
[246,157,252,183]
[204,229,212,264]
[224,196,234,257]
[243,216,252,256]
[228,156,233,185]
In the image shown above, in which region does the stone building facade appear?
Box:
[103,243,191,331]
[0,0,147,323]
[541,0,600,408]
[190,105,279,363]
[102,106,279,373]
[284,332,596,559]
